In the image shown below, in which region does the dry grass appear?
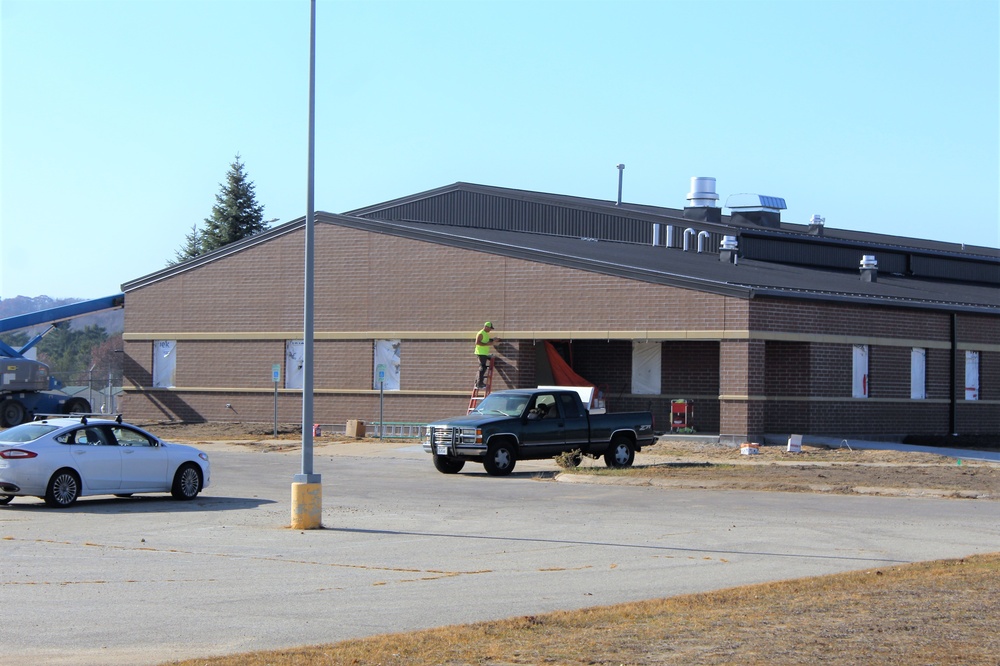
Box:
[165,553,1000,666]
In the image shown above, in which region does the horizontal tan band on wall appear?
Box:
[122,329,1000,351]
[123,387,996,405]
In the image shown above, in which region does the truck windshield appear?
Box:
[475,394,528,417]
[0,423,60,443]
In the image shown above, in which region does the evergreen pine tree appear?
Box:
[200,154,269,252]
[169,223,203,265]
[168,154,271,266]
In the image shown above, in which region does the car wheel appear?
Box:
[433,455,466,474]
[45,469,81,507]
[483,440,517,476]
[604,435,636,468]
[171,463,202,500]
[0,495,14,505]
[0,399,26,427]
[63,398,91,415]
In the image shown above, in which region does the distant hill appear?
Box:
[0,295,124,334]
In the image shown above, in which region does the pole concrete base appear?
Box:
[290,482,322,529]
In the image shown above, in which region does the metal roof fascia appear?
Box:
[749,286,1000,315]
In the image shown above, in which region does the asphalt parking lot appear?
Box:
[2,441,998,666]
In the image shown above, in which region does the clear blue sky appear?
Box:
[2,0,997,300]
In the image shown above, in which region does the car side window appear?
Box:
[73,427,108,446]
[109,426,155,447]
[558,393,581,419]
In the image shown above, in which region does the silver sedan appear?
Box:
[0,416,210,507]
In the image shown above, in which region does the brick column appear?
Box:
[719,339,766,444]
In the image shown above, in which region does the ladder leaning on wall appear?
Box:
[468,356,495,413]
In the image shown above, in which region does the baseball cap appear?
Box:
[484,321,493,328]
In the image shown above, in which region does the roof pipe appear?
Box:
[616,164,625,206]
[683,228,696,251]
[697,230,710,253]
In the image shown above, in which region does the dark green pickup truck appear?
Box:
[423,388,656,476]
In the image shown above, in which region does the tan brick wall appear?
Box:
[120,222,999,438]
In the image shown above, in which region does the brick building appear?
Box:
[120,181,999,442]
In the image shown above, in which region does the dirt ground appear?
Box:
[148,421,1000,500]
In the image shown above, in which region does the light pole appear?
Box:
[291,0,322,529]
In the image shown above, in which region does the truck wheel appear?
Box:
[484,441,517,476]
[0,399,26,427]
[433,455,466,474]
[63,398,91,415]
[604,435,635,468]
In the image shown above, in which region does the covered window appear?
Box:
[965,351,980,400]
[285,340,304,389]
[152,340,176,388]
[373,340,401,390]
[910,348,926,399]
[631,341,661,395]
[852,344,868,398]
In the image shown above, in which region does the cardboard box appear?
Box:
[740,442,759,455]
[346,419,366,438]
[787,434,803,453]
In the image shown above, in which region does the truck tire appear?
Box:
[63,398,91,415]
[0,399,26,427]
[433,455,466,474]
[604,434,636,468]
[483,440,517,476]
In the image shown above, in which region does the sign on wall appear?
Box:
[373,340,400,390]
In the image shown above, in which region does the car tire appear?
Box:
[171,463,202,500]
[0,399,26,427]
[483,440,517,476]
[63,398,91,415]
[604,435,636,468]
[45,469,81,507]
[0,495,14,505]
[433,455,466,474]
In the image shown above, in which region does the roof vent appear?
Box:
[860,255,878,282]
[720,235,738,264]
[808,214,825,236]
[726,193,786,229]
[683,177,722,223]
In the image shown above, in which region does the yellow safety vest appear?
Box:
[475,329,491,356]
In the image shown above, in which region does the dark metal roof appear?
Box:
[123,182,998,315]
[319,214,1000,315]
[345,182,1000,286]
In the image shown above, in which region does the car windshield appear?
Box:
[474,394,529,417]
[0,423,60,443]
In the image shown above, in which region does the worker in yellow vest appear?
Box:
[475,321,497,389]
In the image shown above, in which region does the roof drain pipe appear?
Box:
[652,224,663,247]
[666,225,675,249]
[697,230,710,253]
[683,228,696,251]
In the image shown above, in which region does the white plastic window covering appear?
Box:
[152,340,177,388]
[285,340,304,390]
[910,348,926,400]
[852,344,868,398]
[631,341,661,395]
[373,340,401,390]
[965,351,980,400]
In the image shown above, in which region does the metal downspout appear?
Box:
[949,312,957,435]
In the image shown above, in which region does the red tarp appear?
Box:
[544,342,594,388]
